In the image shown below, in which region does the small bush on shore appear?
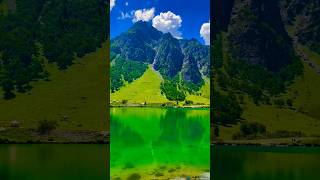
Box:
[37,118,58,135]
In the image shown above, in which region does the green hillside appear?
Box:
[186,78,210,105]
[0,46,107,135]
[110,65,210,106]
[111,65,167,104]
[218,47,320,140]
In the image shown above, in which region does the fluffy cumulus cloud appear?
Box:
[200,22,210,45]
[110,0,115,11]
[152,11,182,39]
[132,8,155,22]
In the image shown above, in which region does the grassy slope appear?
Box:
[186,78,210,105]
[0,46,107,131]
[220,59,320,140]
[110,65,167,104]
[110,65,210,105]
[218,38,320,140]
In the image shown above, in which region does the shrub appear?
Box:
[240,122,266,136]
[37,118,58,135]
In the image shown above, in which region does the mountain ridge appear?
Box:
[110,21,210,102]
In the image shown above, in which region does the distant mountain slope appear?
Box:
[154,33,184,78]
[111,21,161,63]
[212,0,320,143]
[228,0,294,71]
[281,0,320,54]
[111,22,210,103]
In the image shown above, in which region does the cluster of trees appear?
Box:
[110,56,147,92]
[38,0,108,69]
[211,33,243,125]
[212,91,243,124]
[0,0,48,99]
[240,122,266,137]
[224,56,302,104]
[0,0,108,99]
[232,122,267,140]
[160,79,186,102]
[212,31,302,105]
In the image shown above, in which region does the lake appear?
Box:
[0,144,108,180]
[212,145,320,180]
[110,107,210,179]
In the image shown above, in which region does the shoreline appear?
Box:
[0,128,109,144]
[211,137,320,147]
[110,102,210,108]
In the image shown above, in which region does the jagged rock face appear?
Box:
[228,0,294,71]
[154,33,184,78]
[110,21,162,63]
[181,54,203,85]
[111,22,210,85]
[281,0,320,53]
[180,39,210,76]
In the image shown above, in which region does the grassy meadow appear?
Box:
[216,45,320,142]
[110,65,167,104]
[0,46,107,141]
[110,65,210,106]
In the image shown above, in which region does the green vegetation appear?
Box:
[0,47,107,142]
[111,66,167,104]
[37,118,58,135]
[110,65,209,106]
[215,60,320,141]
[212,32,320,142]
[185,78,210,105]
[110,22,209,105]
[0,0,107,99]
[160,79,185,102]
[110,55,147,92]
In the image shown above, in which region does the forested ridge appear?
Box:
[0,0,108,99]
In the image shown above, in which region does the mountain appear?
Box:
[154,33,184,78]
[212,0,320,144]
[111,21,161,63]
[228,0,294,71]
[180,39,210,77]
[110,22,210,102]
[280,0,320,54]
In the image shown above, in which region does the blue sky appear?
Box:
[110,0,210,45]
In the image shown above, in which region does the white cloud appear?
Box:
[200,22,210,45]
[110,0,115,11]
[125,2,129,6]
[132,8,155,22]
[152,11,182,39]
[118,11,133,20]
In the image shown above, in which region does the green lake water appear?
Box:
[212,145,320,180]
[0,144,108,180]
[110,107,210,179]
